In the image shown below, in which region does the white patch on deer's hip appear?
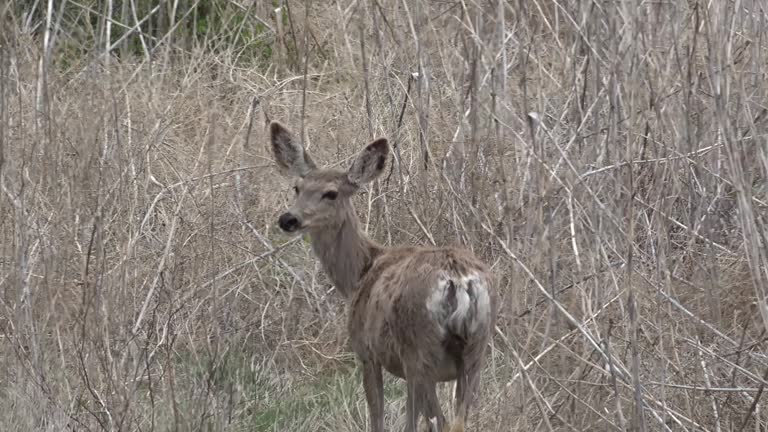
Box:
[427,272,490,336]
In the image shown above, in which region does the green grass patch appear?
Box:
[252,363,362,431]
[251,362,408,431]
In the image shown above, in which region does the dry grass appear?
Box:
[1,0,768,431]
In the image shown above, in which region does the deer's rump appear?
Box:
[349,246,495,382]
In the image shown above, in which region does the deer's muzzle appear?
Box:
[278,212,301,232]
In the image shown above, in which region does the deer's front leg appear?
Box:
[363,359,385,432]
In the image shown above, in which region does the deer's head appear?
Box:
[269,121,389,233]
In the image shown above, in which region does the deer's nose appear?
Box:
[278,213,300,232]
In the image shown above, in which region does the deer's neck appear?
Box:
[309,203,380,300]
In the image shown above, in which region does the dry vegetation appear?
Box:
[1,0,768,431]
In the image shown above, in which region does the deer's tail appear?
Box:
[445,273,492,341]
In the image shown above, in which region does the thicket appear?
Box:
[1,1,767,431]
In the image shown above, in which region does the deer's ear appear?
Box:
[347,138,389,185]
[269,121,316,177]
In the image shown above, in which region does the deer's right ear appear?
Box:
[270,121,316,177]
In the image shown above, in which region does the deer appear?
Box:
[268,121,498,432]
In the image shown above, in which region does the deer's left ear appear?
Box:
[269,121,317,178]
[347,138,389,185]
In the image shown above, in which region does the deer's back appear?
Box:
[348,246,497,381]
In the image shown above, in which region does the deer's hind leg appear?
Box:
[451,360,482,432]
[420,382,446,432]
[406,379,446,432]
[406,367,449,432]
[405,375,422,432]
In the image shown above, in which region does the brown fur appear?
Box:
[270,121,498,432]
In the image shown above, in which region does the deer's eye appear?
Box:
[322,191,338,200]
[293,186,299,195]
